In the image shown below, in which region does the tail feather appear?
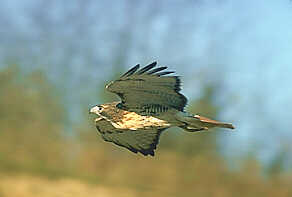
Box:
[176,112,235,132]
[193,115,235,129]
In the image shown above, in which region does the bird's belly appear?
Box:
[111,112,171,130]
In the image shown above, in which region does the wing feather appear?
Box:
[147,66,167,74]
[155,71,175,76]
[106,62,187,114]
[120,64,140,78]
[95,118,164,156]
[136,62,157,74]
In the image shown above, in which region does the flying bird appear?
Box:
[89,62,234,156]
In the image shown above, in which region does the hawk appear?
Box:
[90,62,234,156]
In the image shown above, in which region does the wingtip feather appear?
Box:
[120,64,140,78]
[136,62,157,74]
[147,66,168,75]
[155,71,175,76]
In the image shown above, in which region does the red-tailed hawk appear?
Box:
[90,62,234,156]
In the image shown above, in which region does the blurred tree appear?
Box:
[266,148,288,177]
[0,64,67,175]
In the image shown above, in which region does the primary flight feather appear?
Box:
[90,62,234,156]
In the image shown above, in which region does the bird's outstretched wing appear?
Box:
[95,118,166,156]
[106,62,187,115]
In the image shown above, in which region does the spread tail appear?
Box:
[176,112,235,132]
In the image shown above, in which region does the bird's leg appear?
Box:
[179,124,208,132]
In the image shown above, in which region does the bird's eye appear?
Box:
[90,105,103,114]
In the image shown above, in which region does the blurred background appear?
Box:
[0,0,292,196]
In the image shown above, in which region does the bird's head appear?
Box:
[89,105,105,122]
[89,105,104,115]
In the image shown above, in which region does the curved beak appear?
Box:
[89,106,99,114]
